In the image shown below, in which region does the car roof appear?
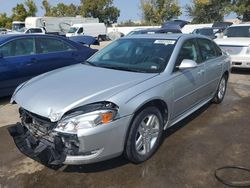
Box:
[194,27,213,30]
[229,24,250,27]
[124,33,202,40]
[133,28,182,34]
[26,27,43,29]
[140,28,180,31]
[0,34,66,44]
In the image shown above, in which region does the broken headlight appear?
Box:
[54,102,118,134]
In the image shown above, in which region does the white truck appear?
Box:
[66,23,107,40]
[25,16,99,35]
[12,21,25,32]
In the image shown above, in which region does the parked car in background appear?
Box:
[9,34,230,166]
[162,19,190,28]
[0,34,97,97]
[126,28,182,36]
[24,27,46,34]
[0,28,8,35]
[215,24,250,69]
[192,27,220,39]
[212,22,233,32]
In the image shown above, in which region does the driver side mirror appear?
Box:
[177,59,198,70]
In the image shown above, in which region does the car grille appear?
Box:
[20,108,56,141]
[220,45,243,55]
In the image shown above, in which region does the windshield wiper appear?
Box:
[99,65,147,73]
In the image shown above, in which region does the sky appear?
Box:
[0,0,193,22]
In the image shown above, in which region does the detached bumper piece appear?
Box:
[8,123,66,165]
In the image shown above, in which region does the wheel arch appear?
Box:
[123,99,169,151]
[133,99,169,124]
[223,70,229,81]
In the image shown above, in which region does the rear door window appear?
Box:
[35,38,75,54]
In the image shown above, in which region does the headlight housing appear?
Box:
[54,102,118,134]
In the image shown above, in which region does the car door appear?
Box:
[0,37,40,96]
[34,37,79,73]
[197,38,223,99]
[171,39,205,118]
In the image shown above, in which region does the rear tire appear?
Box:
[212,75,227,104]
[125,107,163,163]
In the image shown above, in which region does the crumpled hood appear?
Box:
[13,64,157,120]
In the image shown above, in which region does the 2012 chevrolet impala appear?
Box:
[9,34,231,165]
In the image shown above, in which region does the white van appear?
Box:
[25,16,99,35]
[66,23,107,39]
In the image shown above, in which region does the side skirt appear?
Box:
[164,97,213,130]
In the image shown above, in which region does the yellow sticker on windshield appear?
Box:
[154,40,176,45]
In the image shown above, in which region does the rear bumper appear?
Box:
[231,55,250,68]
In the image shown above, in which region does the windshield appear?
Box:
[68,27,78,33]
[224,26,250,37]
[87,38,176,73]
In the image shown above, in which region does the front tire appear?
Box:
[125,107,163,163]
[212,75,227,104]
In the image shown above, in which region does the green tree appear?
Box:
[50,3,80,17]
[41,0,52,16]
[80,0,120,24]
[25,0,37,17]
[12,4,28,21]
[186,0,231,23]
[0,13,12,28]
[42,1,80,17]
[140,0,181,24]
[231,0,250,21]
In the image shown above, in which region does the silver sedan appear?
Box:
[9,34,231,165]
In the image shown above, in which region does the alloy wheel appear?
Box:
[218,77,226,100]
[135,114,160,155]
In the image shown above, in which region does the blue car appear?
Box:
[0,34,97,97]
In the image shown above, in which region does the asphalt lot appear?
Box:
[0,63,250,187]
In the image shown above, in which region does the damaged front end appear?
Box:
[8,108,80,166]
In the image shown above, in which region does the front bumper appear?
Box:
[8,123,66,165]
[8,115,132,165]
